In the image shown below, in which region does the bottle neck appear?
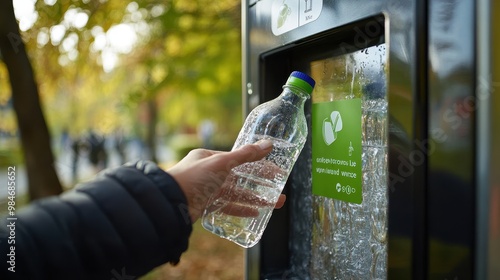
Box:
[281,85,310,107]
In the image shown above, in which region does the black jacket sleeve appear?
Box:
[0,160,193,280]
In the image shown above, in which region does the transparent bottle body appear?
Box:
[202,87,308,248]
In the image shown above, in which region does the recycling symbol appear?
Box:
[322,111,343,145]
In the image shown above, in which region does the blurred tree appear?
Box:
[0,0,242,194]
[0,0,63,199]
[118,0,243,155]
[27,0,242,156]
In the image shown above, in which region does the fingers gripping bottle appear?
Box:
[202,71,315,248]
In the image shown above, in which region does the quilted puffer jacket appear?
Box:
[0,161,193,280]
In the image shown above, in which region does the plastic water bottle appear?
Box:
[201,71,315,248]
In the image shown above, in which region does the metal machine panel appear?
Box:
[242,0,495,278]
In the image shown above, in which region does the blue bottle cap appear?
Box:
[286,71,316,94]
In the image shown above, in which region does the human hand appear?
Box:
[167,140,286,223]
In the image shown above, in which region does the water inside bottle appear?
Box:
[202,135,303,248]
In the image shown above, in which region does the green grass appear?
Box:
[0,147,23,168]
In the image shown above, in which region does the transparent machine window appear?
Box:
[309,43,388,279]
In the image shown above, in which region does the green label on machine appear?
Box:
[312,99,362,204]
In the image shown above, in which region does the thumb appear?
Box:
[219,139,274,170]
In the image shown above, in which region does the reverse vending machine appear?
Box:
[242,0,500,279]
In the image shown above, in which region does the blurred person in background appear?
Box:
[198,119,215,149]
[113,129,127,165]
[70,135,83,184]
[86,129,108,173]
